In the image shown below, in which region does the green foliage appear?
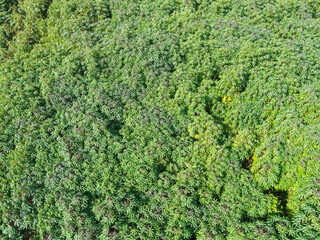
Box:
[1,0,320,239]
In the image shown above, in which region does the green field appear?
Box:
[1,0,320,239]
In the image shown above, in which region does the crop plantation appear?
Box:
[1,0,320,239]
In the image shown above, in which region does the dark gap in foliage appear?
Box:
[217,120,232,146]
[190,233,197,240]
[21,228,36,240]
[241,156,253,170]
[41,0,53,19]
[0,0,18,24]
[204,96,213,115]
[194,72,204,89]
[193,0,199,12]
[216,184,225,202]
[96,1,112,19]
[107,119,123,131]
[211,66,221,83]
[241,212,267,223]
[106,5,112,19]
[264,188,289,217]
[108,227,118,238]
[238,70,250,93]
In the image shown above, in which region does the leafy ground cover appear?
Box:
[1,0,320,239]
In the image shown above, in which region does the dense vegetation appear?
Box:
[1,0,320,239]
